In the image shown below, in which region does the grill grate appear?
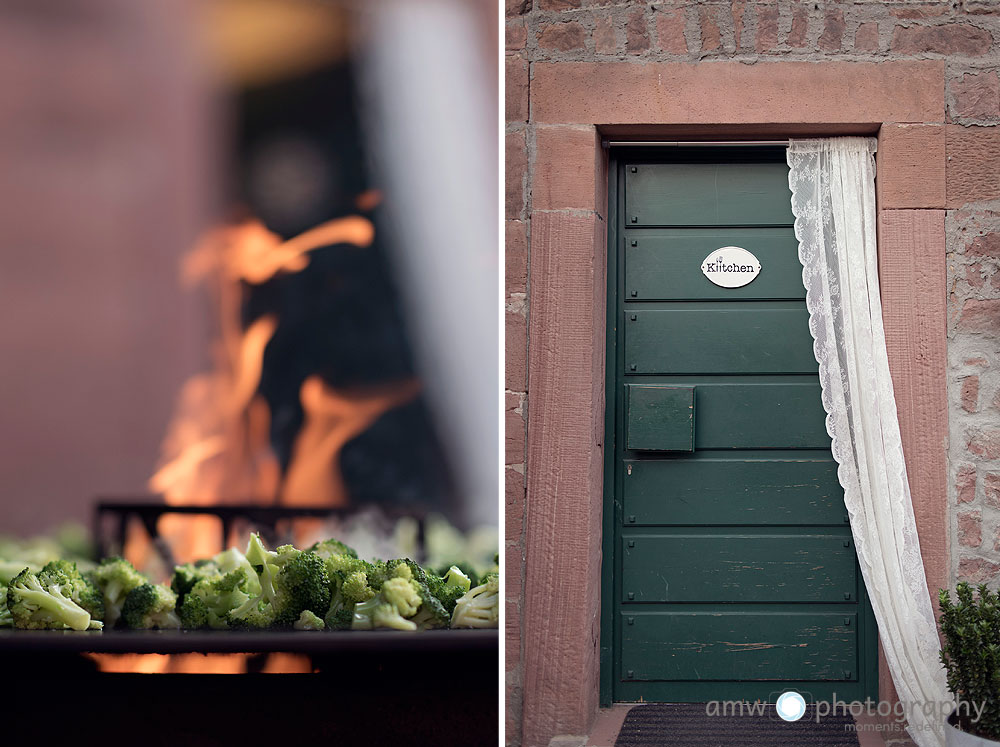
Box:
[93,498,429,568]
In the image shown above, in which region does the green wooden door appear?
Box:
[602,147,877,705]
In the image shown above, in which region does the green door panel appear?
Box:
[605,150,877,706]
[626,229,804,302]
[625,308,818,375]
[619,611,858,682]
[621,533,857,603]
[625,163,795,227]
[688,383,829,449]
[622,458,846,525]
[626,385,695,451]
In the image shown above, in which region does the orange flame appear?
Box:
[280,375,421,507]
[136,212,381,566]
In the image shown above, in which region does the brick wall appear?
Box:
[506,2,1000,745]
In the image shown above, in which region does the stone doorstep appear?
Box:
[544,706,920,747]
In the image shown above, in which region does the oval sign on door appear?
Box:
[701,246,762,288]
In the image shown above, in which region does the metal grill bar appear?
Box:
[94,498,428,563]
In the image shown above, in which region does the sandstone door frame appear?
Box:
[521,60,948,746]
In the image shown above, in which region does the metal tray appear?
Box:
[0,627,497,655]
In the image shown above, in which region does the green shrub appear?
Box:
[939,582,1000,740]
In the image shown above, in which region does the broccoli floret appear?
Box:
[39,560,105,622]
[364,558,426,592]
[410,582,450,630]
[426,566,471,615]
[7,567,100,631]
[437,562,479,589]
[325,605,354,630]
[170,559,218,603]
[443,565,472,592]
[323,554,371,578]
[228,535,326,629]
[0,586,11,627]
[451,573,499,628]
[293,610,325,631]
[121,583,180,629]
[179,593,209,629]
[226,599,276,629]
[341,571,376,603]
[180,570,253,629]
[271,551,331,627]
[308,538,358,561]
[323,568,372,630]
[352,567,424,631]
[93,557,147,627]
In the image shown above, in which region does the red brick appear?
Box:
[593,16,616,55]
[948,126,1000,206]
[505,405,525,465]
[538,0,581,9]
[818,8,845,52]
[756,4,779,52]
[984,472,1000,509]
[533,126,600,211]
[507,0,530,16]
[506,308,527,391]
[952,71,1000,121]
[787,6,808,47]
[961,375,981,412]
[531,61,945,125]
[507,19,527,51]
[626,9,650,54]
[732,0,746,50]
[700,6,721,52]
[506,220,528,296]
[958,556,1000,583]
[956,299,1000,333]
[506,130,527,219]
[957,463,977,503]
[967,263,987,290]
[968,232,1000,257]
[537,21,587,52]
[892,4,951,19]
[964,357,990,367]
[891,24,993,56]
[506,54,529,123]
[969,428,1000,459]
[963,0,1000,13]
[854,22,879,52]
[656,9,688,54]
[506,466,526,540]
[877,124,946,209]
[958,510,982,547]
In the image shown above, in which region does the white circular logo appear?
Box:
[700,246,762,288]
[775,690,807,722]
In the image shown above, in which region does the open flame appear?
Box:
[115,208,415,673]
[130,206,420,568]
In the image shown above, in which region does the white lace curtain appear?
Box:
[787,137,948,747]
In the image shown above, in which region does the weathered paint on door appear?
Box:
[603,147,878,704]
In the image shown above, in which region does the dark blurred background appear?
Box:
[0,0,499,535]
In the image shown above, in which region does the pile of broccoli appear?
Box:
[0,533,499,632]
